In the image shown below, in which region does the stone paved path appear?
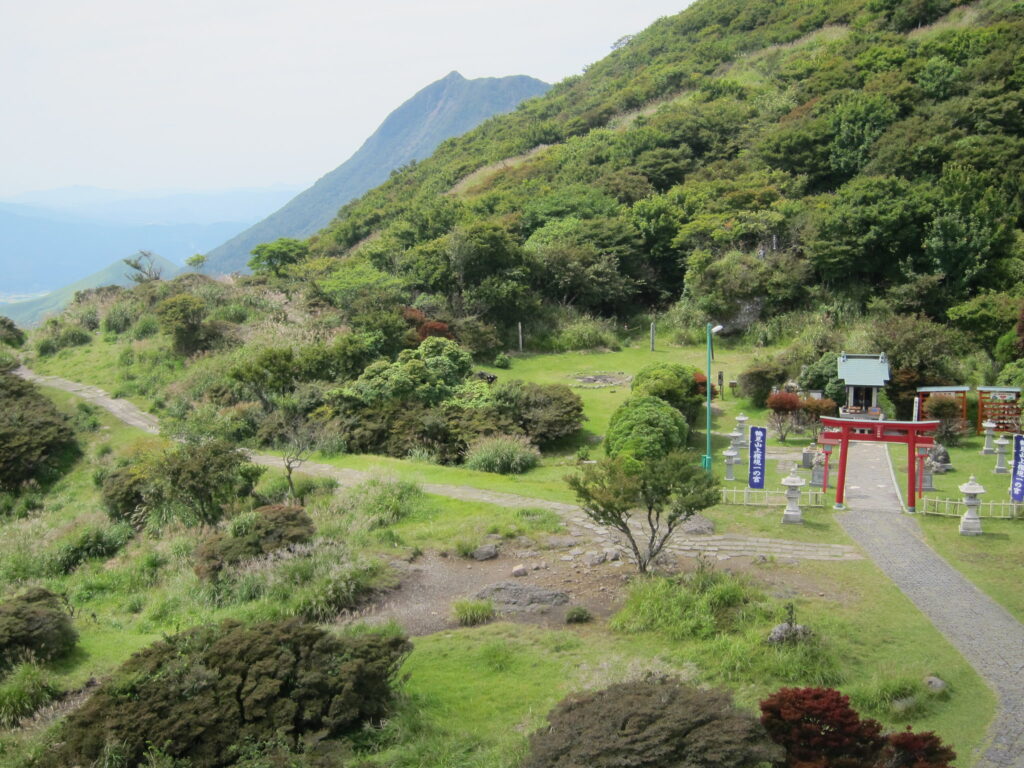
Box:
[17,366,860,564]
[837,441,1024,768]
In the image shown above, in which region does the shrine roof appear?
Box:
[837,352,890,387]
[977,386,1021,393]
[916,386,969,393]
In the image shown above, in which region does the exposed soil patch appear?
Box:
[570,372,633,389]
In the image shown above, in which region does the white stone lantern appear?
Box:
[781,464,806,525]
[980,421,997,455]
[728,429,743,453]
[994,436,1010,474]
[723,448,738,481]
[735,413,749,447]
[958,475,985,536]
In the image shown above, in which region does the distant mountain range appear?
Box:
[201,71,550,274]
[0,186,301,295]
[1,254,181,328]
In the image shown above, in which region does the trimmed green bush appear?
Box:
[47,619,411,768]
[0,589,77,668]
[194,505,315,581]
[0,372,75,491]
[464,434,540,474]
[605,395,688,461]
[524,679,781,768]
[632,362,704,426]
[490,380,585,444]
[738,359,788,408]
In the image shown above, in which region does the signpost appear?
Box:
[1012,434,1024,504]
[748,426,766,489]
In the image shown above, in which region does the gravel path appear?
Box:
[838,441,1024,768]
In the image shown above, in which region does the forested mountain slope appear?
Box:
[307,0,1023,334]
[202,72,550,274]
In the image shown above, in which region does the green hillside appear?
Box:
[307,0,1023,336]
[202,72,550,274]
[1,254,181,328]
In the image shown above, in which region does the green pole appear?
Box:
[703,322,713,472]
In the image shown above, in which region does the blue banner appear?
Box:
[1012,434,1024,503]
[748,426,767,489]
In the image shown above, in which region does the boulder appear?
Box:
[582,552,607,566]
[767,622,812,645]
[471,544,498,561]
[476,582,569,610]
[928,444,953,473]
[681,514,715,535]
[923,675,947,693]
[603,549,620,562]
[546,535,577,549]
[511,564,528,577]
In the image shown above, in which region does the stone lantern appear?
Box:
[994,436,1010,474]
[735,413,749,447]
[958,475,985,536]
[781,464,806,525]
[728,429,743,453]
[980,421,997,455]
[723,448,738,481]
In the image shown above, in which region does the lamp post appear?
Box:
[702,323,724,472]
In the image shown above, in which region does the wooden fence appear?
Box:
[919,496,1023,519]
[719,487,827,508]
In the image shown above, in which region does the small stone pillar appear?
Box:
[723,449,738,481]
[735,413,749,447]
[980,421,997,455]
[810,451,825,487]
[994,436,1010,474]
[781,465,806,525]
[801,444,816,469]
[921,457,937,492]
[958,475,985,536]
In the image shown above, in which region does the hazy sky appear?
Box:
[0,1,690,197]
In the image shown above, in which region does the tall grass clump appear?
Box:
[0,662,60,727]
[453,599,495,626]
[547,316,621,352]
[336,476,425,528]
[464,435,540,475]
[610,566,769,641]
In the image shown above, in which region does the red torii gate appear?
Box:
[818,417,939,512]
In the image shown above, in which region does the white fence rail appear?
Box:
[919,497,1023,519]
[720,487,827,508]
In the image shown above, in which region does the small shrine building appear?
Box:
[837,352,890,417]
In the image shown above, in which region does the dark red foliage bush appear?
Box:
[882,727,956,768]
[760,687,885,767]
[417,320,454,340]
[767,392,802,413]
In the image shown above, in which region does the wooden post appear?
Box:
[518,322,523,353]
[650,322,655,351]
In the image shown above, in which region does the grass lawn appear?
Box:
[917,516,1024,623]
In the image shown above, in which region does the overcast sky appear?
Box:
[0,1,690,197]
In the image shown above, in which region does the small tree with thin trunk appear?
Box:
[566,451,718,573]
[279,415,322,504]
[767,391,801,441]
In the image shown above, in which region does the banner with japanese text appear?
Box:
[1012,434,1024,503]
[749,426,767,489]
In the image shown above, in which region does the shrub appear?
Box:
[606,395,688,461]
[767,391,802,441]
[464,435,540,474]
[49,619,411,768]
[102,300,139,334]
[56,326,92,349]
[0,589,78,667]
[923,395,968,447]
[632,362,704,426]
[453,599,495,626]
[565,606,592,624]
[0,348,18,373]
[759,687,886,766]
[490,380,585,444]
[35,337,58,357]
[493,352,511,369]
[101,465,149,525]
[524,679,781,768]
[0,316,25,348]
[50,523,134,575]
[336,476,425,528]
[0,373,75,491]
[548,315,620,352]
[0,661,60,727]
[738,359,787,407]
[131,314,160,339]
[194,505,315,581]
